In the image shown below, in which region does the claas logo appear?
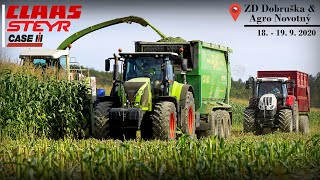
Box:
[3,5,82,47]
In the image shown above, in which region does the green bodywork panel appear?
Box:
[136,41,232,115]
[122,78,184,111]
[57,16,166,50]
[125,77,152,111]
[170,81,184,101]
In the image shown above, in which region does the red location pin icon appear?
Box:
[229,3,241,21]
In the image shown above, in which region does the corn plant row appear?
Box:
[0,73,90,139]
[0,134,319,180]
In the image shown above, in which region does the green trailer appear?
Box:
[93,40,233,140]
[135,41,232,137]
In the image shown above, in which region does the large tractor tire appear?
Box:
[278,109,293,132]
[92,101,112,139]
[293,101,299,132]
[152,101,177,140]
[299,115,310,134]
[243,109,256,133]
[197,111,219,138]
[181,91,196,139]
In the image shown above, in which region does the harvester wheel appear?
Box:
[299,115,310,134]
[243,109,256,133]
[293,101,299,132]
[181,91,196,139]
[92,101,112,139]
[278,109,293,132]
[152,101,177,140]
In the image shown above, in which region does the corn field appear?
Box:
[0,73,91,139]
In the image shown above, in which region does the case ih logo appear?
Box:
[1,5,81,47]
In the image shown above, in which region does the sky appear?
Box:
[1,0,320,80]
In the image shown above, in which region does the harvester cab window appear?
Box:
[33,59,46,68]
[59,56,67,69]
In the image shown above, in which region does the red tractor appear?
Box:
[244,71,310,134]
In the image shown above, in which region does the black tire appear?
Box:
[152,101,177,140]
[243,109,256,133]
[181,91,196,139]
[216,110,225,139]
[299,115,310,134]
[278,109,293,132]
[293,101,299,132]
[222,111,232,139]
[197,111,219,138]
[92,101,112,139]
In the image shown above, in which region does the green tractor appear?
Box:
[93,41,233,140]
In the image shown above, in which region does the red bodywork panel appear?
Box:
[285,95,295,107]
[257,70,310,113]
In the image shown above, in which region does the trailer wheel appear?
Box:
[152,101,177,140]
[181,91,196,139]
[293,101,299,132]
[196,111,218,138]
[222,111,231,138]
[214,110,225,139]
[278,109,293,132]
[92,101,112,139]
[299,115,310,134]
[243,109,256,133]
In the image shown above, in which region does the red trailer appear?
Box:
[257,71,310,113]
[243,70,310,135]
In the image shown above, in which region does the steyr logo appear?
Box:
[1,5,82,47]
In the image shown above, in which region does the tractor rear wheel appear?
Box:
[152,101,177,140]
[92,101,112,139]
[293,101,299,132]
[278,109,293,132]
[181,91,196,139]
[299,115,310,134]
[243,109,256,133]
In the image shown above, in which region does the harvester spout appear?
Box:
[57,16,167,50]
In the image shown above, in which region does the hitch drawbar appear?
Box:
[109,108,143,129]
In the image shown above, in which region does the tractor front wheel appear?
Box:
[92,101,112,139]
[243,109,256,133]
[278,109,293,132]
[152,101,177,140]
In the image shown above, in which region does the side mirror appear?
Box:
[290,79,295,88]
[105,59,110,71]
[245,80,250,89]
[181,59,188,71]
